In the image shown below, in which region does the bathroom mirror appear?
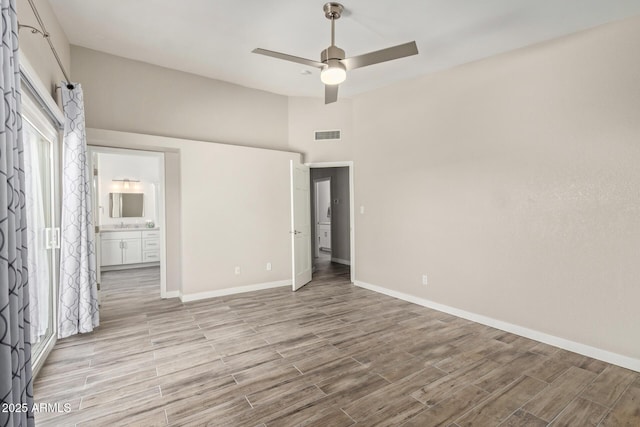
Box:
[109,193,144,217]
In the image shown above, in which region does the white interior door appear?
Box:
[290,160,312,291]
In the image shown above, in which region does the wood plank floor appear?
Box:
[34,262,639,426]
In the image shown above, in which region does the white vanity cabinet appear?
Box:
[100,228,161,267]
[142,230,161,263]
[122,237,143,264]
[101,238,126,266]
[317,223,331,251]
[100,230,143,266]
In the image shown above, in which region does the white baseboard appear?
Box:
[331,257,351,266]
[162,291,181,299]
[180,280,291,302]
[354,280,640,373]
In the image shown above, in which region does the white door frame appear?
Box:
[88,146,168,298]
[306,161,355,284]
[20,54,64,378]
[21,97,61,377]
[313,177,332,258]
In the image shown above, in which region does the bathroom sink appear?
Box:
[102,224,145,230]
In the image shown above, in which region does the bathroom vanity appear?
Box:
[100,227,160,268]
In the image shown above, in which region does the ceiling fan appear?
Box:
[252,2,419,104]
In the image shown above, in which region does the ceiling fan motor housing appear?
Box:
[321,45,345,63]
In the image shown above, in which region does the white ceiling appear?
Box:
[49,0,640,99]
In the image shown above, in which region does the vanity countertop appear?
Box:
[100,226,160,232]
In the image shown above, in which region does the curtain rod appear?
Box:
[19,0,75,90]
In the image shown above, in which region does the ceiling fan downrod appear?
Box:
[322,3,346,65]
[324,2,343,46]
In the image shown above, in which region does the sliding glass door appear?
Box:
[22,93,60,370]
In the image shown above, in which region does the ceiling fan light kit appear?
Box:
[252,2,419,104]
[321,60,346,85]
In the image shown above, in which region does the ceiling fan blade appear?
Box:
[325,84,339,104]
[252,48,325,69]
[342,41,418,70]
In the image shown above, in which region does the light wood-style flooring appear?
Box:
[34,262,639,426]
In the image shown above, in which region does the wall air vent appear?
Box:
[314,129,341,141]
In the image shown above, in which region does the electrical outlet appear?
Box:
[234,266,241,275]
[360,206,365,214]
[422,274,428,286]
[266,262,272,271]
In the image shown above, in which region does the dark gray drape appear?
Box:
[0,0,35,425]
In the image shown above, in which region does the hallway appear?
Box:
[312,252,350,284]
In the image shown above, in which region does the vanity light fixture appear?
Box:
[112,178,140,190]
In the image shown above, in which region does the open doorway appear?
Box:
[88,147,167,305]
[309,164,353,282]
[290,160,354,291]
[313,177,332,262]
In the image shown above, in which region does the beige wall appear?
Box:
[88,128,300,298]
[17,0,70,96]
[352,16,640,360]
[72,47,289,151]
[288,96,354,163]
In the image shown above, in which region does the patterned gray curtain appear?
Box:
[58,84,99,338]
[0,0,35,425]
